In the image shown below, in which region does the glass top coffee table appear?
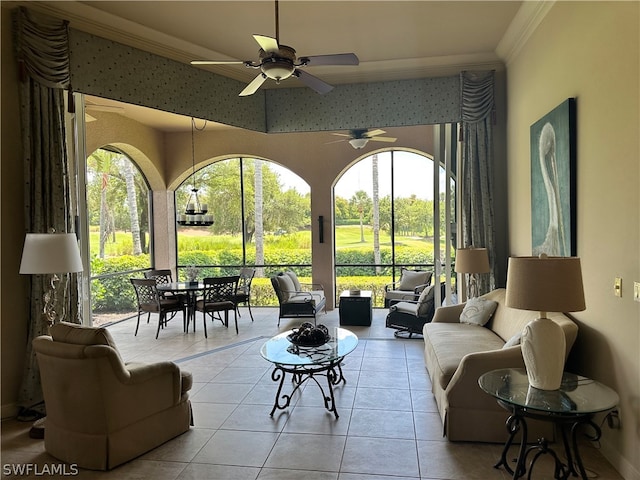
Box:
[260,327,358,418]
[479,368,619,479]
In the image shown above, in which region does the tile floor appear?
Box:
[1,307,624,479]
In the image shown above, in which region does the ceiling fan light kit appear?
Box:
[330,129,398,149]
[191,0,359,96]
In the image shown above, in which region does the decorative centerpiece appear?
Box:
[287,323,330,347]
[185,265,200,284]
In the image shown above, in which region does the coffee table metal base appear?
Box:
[269,360,346,419]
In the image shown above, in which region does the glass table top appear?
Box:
[260,327,358,367]
[479,368,619,416]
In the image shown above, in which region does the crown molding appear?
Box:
[496,0,556,66]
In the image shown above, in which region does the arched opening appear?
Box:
[85,146,152,326]
[175,157,311,306]
[334,147,457,308]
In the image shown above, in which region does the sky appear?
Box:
[276,150,449,200]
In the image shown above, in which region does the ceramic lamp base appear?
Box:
[521,316,566,390]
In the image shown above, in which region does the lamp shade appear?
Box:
[454,247,490,274]
[19,233,83,274]
[505,255,585,313]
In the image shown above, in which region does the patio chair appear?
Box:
[130,278,186,338]
[144,268,187,315]
[385,282,444,338]
[383,268,433,307]
[196,275,240,337]
[233,267,255,322]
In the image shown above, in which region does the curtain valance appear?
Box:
[461,70,495,123]
[15,7,70,89]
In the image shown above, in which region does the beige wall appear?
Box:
[506,2,639,478]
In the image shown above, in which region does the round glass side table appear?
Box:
[479,368,619,479]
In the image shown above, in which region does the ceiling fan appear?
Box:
[191,0,359,96]
[329,129,398,149]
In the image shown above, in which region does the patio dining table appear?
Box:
[157,281,204,332]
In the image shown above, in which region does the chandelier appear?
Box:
[177,118,214,227]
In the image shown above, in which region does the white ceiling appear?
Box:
[13,1,545,131]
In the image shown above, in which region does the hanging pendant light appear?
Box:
[177,118,214,227]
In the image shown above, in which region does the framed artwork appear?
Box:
[530,98,577,257]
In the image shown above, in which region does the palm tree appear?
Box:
[254,159,264,277]
[372,154,381,274]
[121,157,142,255]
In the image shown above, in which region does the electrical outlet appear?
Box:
[634,282,640,302]
[614,277,622,297]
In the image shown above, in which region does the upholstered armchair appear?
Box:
[32,322,193,470]
[383,268,433,307]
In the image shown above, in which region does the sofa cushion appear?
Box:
[284,270,302,291]
[423,323,505,390]
[274,274,295,301]
[503,331,523,348]
[459,297,498,326]
[398,269,431,291]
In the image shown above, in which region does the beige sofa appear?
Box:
[422,288,578,443]
[33,322,193,470]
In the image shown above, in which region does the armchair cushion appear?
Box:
[274,274,295,301]
[417,284,436,316]
[398,269,431,291]
[459,297,498,326]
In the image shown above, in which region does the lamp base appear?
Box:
[521,316,566,390]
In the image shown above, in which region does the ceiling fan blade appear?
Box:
[253,34,279,53]
[331,133,352,138]
[365,129,387,137]
[191,60,246,65]
[239,74,267,97]
[325,139,348,145]
[369,136,397,143]
[301,53,359,66]
[293,69,333,94]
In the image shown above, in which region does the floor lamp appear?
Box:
[19,232,83,437]
[454,247,490,300]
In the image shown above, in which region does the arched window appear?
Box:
[86,147,152,325]
[334,148,456,307]
[175,157,311,305]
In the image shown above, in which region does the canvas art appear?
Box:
[530,98,577,257]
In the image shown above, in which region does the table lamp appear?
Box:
[20,232,84,328]
[505,254,585,390]
[454,247,490,299]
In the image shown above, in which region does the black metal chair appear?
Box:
[233,267,255,322]
[195,276,240,337]
[130,278,186,338]
[144,269,187,317]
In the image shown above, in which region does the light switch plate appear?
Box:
[614,277,622,297]
[634,282,640,302]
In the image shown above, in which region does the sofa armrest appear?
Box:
[445,346,525,409]
[431,303,465,323]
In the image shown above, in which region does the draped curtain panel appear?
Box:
[14,7,80,414]
[460,71,497,296]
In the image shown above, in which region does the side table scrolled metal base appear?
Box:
[494,403,603,479]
